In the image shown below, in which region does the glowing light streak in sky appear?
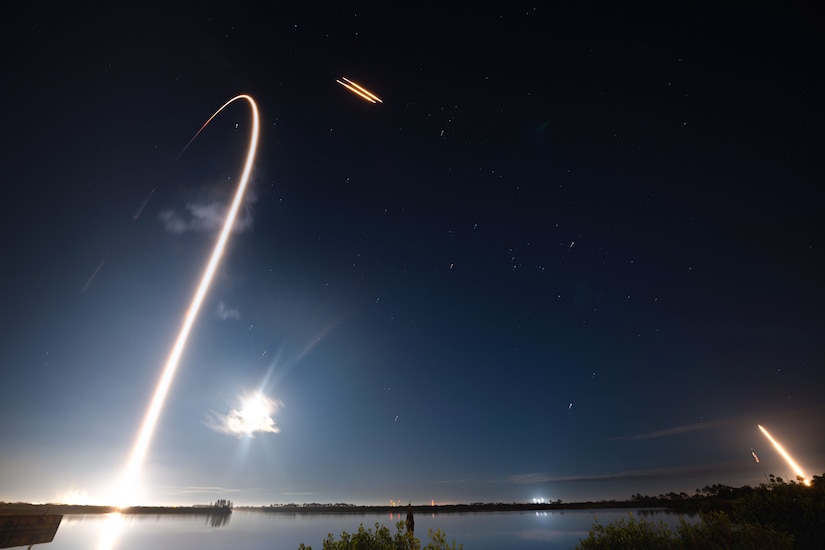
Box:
[118,95,260,505]
[336,76,383,103]
[81,258,106,293]
[757,424,810,486]
[132,187,155,220]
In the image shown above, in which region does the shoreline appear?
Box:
[0,504,233,516]
[1,501,686,516]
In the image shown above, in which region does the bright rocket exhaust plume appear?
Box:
[757,424,810,486]
[116,95,260,506]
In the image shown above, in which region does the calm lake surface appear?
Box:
[42,509,694,549]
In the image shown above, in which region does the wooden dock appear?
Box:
[0,514,62,548]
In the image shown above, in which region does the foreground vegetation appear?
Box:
[577,511,793,549]
[297,521,462,550]
[577,473,825,549]
[4,472,822,548]
[294,473,824,549]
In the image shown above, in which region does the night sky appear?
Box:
[2,4,823,507]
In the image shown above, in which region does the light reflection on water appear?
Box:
[47,509,695,550]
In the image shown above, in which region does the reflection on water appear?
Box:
[47,508,695,550]
[96,513,124,550]
[76,511,231,550]
[206,512,231,528]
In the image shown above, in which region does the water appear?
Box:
[39,508,693,549]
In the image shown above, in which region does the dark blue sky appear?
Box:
[1,4,823,506]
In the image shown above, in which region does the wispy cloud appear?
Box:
[508,473,555,485]
[509,462,740,485]
[216,301,240,321]
[159,190,256,235]
[611,419,731,441]
[162,486,242,495]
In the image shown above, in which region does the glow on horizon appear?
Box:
[757,423,811,486]
[116,95,260,506]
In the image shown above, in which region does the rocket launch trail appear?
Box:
[757,424,810,486]
[118,95,260,505]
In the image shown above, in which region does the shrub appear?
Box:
[576,513,680,550]
[297,521,462,550]
[677,511,792,549]
[576,510,794,549]
[734,477,825,549]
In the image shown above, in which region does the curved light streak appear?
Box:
[118,95,260,505]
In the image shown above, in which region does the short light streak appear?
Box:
[336,76,383,103]
[81,258,106,294]
[132,187,156,220]
[343,77,383,103]
[757,424,810,486]
[117,95,260,506]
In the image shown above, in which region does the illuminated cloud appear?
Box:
[157,209,188,233]
[216,301,240,320]
[54,488,97,505]
[206,392,282,438]
[159,186,257,235]
[509,462,743,485]
[508,473,555,484]
[162,485,242,496]
[159,201,254,234]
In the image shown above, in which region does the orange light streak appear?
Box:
[118,95,260,506]
[336,76,383,103]
[758,424,810,486]
[342,77,383,103]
